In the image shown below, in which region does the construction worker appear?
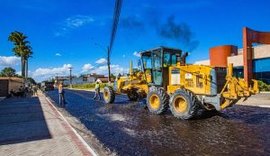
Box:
[93,79,101,100]
[58,82,66,107]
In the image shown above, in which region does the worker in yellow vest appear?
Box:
[93,79,101,100]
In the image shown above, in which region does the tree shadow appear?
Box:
[0,96,51,145]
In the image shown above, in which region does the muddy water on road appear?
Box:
[47,90,270,156]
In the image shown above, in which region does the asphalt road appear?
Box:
[46,89,270,156]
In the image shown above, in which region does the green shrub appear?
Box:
[258,80,270,91]
[71,83,108,90]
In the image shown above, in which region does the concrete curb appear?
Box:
[260,91,270,94]
[43,93,98,156]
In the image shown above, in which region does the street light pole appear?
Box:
[68,67,72,88]
[107,46,111,82]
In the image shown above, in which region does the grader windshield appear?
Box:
[140,47,182,87]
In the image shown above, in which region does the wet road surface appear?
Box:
[46,89,270,156]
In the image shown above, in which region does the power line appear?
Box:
[107,0,123,81]
[108,0,123,56]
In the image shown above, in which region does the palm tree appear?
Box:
[8,31,33,78]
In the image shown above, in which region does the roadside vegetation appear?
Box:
[0,67,36,84]
[71,83,109,90]
[0,67,16,77]
[258,80,270,91]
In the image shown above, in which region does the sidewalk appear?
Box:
[0,91,94,156]
[237,93,270,108]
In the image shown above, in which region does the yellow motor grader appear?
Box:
[103,47,259,119]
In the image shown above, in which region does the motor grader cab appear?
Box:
[103,46,259,120]
[140,47,184,88]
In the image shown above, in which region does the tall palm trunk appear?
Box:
[25,59,28,79]
[21,56,25,77]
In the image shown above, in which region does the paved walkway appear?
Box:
[237,93,270,107]
[0,91,93,156]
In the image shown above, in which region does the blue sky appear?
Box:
[0,0,270,82]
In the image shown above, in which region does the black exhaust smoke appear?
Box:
[157,15,199,52]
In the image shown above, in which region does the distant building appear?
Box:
[0,77,24,97]
[194,44,270,83]
[41,81,54,91]
[84,73,114,83]
[54,73,114,85]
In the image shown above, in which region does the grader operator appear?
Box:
[103,47,259,120]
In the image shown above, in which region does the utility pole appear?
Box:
[107,46,111,82]
[94,43,111,82]
[68,67,72,88]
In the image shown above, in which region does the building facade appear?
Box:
[0,77,24,97]
[194,44,270,83]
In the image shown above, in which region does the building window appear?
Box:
[253,58,270,72]
[253,58,270,84]
[233,66,244,78]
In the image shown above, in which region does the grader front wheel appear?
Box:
[170,89,199,120]
[103,86,115,104]
[147,87,169,114]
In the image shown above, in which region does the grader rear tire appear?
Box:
[169,89,199,120]
[147,87,169,114]
[103,86,115,104]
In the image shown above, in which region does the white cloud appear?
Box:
[0,56,20,67]
[82,63,94,72]
[95,58,107,64]
[31,64,72,81]
[91,64,128,76]
[55,15,95,36]
[80,62,128,75]
[55,53,61,56]
[65,15,94,28]
[133,51,141,57]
